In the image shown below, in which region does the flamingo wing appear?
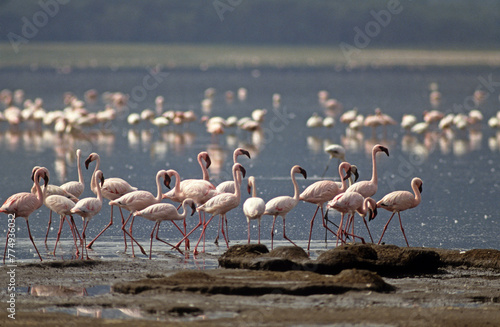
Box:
[300,180,340,204]
[377,190,414,212]
[264,196,297,215]
[243,197,265,219]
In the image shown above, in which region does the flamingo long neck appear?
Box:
[291,170,300,201]
[91,155,101,193]
[199,154,209,181]
[179,201,189,219]
[233,167,241,200]
[370,148,378,185]
[359,197,372,216]
[154,171,164,202]
[95,173,103,202]
[338,163,349,192]
[173,170,182,196]
[412,181,422,206]
[33,171,44,207]
[77,150,84,184]
[232,150,239,164]
[250,178,257,197]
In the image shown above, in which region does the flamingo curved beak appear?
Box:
[299,167,307,179]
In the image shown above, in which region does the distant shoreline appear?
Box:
[2,43,500,70]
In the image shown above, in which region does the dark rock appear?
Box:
[267,246,309,262]
[218,243,270,269]
[462,249,500,269]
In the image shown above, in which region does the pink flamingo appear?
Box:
[198,151,212,181]
[133,198,196,259]
[84,152,137,250]
[300,162,354,250]
[70,170,104,260]
[60,149,85,198]
[215,147,251,243]
[345,144,389,198]
[377,177,423,247]
[30,166,78,245]
[216,148,251,193]
[110,170,170,257]
[327,192,377,245]
[264,165,307,249]
[165,169,218,251]
[1,167,49,262]
[44,194,80,257]
[194,163,246,253]
[243,176,265,244]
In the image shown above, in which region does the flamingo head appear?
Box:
[186,199,197,216]
[95,170,105,187]
[414,178,423,194]
[200,151,211,169]
[235,163,246,179]
[351,165,359,182]
[246,178,253,194]
[84,152,99,169]
[294,165,307,179]
[31,166,50,187]
[375,145,389,157]
[31,165,42,181]
[342,166,352,182]
[236,148,251,160]
[368,207,378,221]
[163,171,171,189]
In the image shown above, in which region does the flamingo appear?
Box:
[322,144,346,177]
[215,147,251,243]
[165,169,218,251]
[243,176,265,244]
[377,177,423,247]
[70,170,104,260]
[30,166,79,245]
[215,148,251,193]
[300,162,353,250]
[194,163,246,253]
[110,170,171,257]
[326,192,377,245]
[84,152,137,250]
[44,194,80,257]
[264,165,307,249]
[132,198,196,259]
[345,144,389,198]
[60,149,85,198]
[1,167,49,262]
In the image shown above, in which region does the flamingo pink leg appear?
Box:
[121,213,147,256]
[378,212,396,245]
[154,222,183,255]
[398,212,410,247]
[44,210,53,245]
[193,214,217,254]
[307,206,320,251]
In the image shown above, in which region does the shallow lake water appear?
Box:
[1,65,500,263]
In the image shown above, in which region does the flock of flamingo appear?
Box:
[0,142,423,262]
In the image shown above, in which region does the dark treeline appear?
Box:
[1,0,499,47]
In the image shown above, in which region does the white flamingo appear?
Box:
[264,165,307,249]
[84,152,137,250]
[322,144,346,177]
[60,149,85,198]
[377,177,423,247]
[193,163,246,253]
[110,170,171,257]
[345,144,389,198]
[1,167,49,262]
[133,198,196,259]
[70,170,104,260]
[300,162,353,250]
[243,176,265,244]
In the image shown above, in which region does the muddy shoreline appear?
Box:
[1,244,500,326]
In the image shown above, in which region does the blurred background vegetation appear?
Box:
[1,0,499,47]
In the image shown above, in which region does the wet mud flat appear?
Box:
[1,244,500,326]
